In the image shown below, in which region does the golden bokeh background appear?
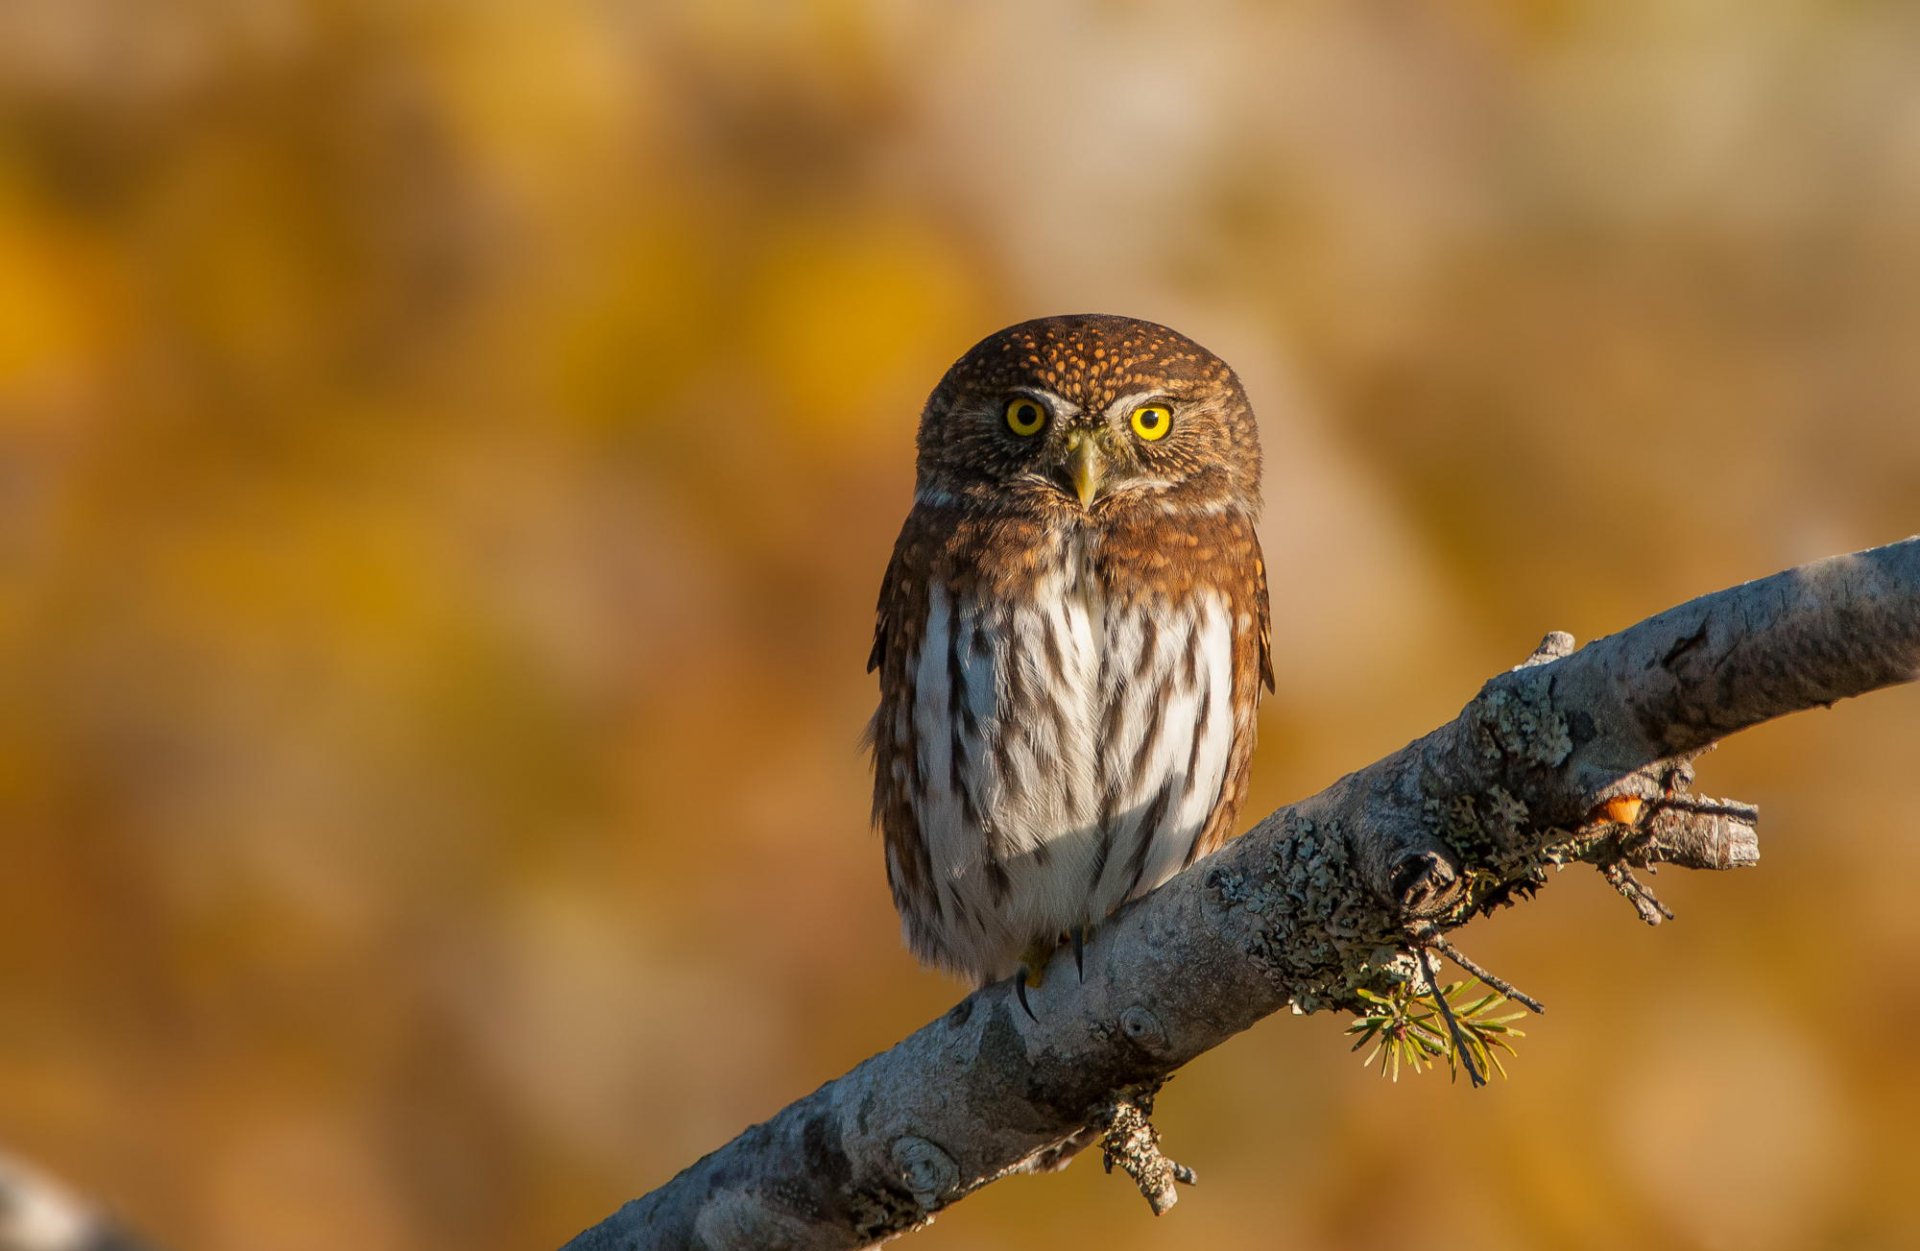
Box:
[4,3,1919,1249]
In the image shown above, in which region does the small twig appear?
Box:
[1653,793,1760,823]
[1513,630,1577,669]
[1096,1084,1195,1216]
[1415,928,1546,1014]
[1415,947,1485,1088]
[1601,862,1675,924]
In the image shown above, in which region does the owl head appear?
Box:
[914,314,1262,518]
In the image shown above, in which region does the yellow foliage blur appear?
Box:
[3,4,1918,1250]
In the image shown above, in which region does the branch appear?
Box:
[562,537,1920,1251]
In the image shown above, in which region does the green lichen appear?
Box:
[1476,680,1573,769]
[1420,785,1555,925]
[1207,814,1407,1015]
[1425,787,1530,868]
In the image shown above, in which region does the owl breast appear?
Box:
[894,536,1239,983]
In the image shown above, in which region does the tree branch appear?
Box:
[562,537,1920,1251]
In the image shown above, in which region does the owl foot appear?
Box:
[1011,936,1063,1021]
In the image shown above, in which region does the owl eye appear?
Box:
[1130,403,1173,441]
[1004,397,1048,437]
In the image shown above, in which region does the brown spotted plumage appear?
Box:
[868,314,1272,986]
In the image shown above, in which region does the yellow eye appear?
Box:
[1005,397,1047,437]
[1130,403,1173,441]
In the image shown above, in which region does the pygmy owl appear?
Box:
[868,314,1272,991]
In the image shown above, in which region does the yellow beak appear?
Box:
[1067,432,1105,508]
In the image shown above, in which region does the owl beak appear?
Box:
[1065,431,1105,508]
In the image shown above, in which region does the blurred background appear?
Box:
[2,2,1918,1249]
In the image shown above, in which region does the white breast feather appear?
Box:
[909,570,1237,981]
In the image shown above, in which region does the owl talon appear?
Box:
[1012,969,1040,1022]
[1010,936,1058,1020]
[1071,925,1088,981]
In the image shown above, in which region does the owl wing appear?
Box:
[867,547,900,675]
[865,507,950,963]
[1182,511,1272,869]
[868,503,936,674]
[1253,541,1274,693]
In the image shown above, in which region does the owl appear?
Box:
[868,314,1272,995]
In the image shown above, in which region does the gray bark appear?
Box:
[563,537,1920,1251]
